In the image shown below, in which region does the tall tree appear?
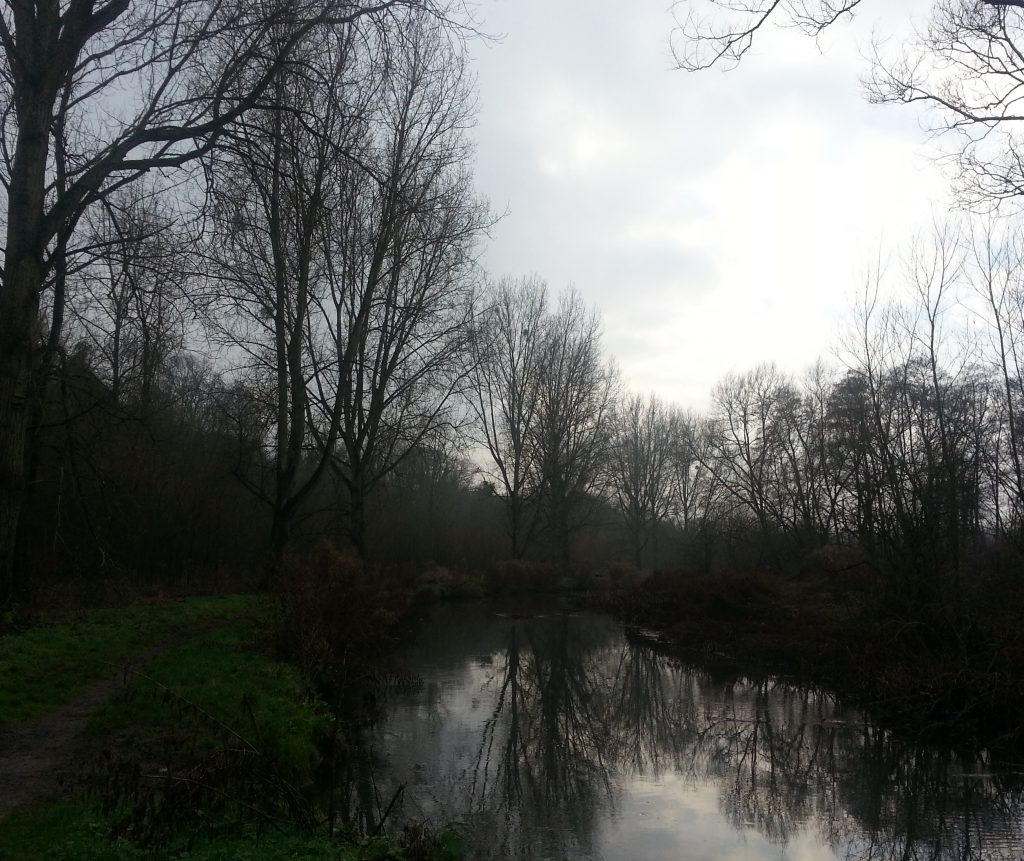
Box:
[205,22,369,565]
[0,0,443,599]
[466,275,547,558]
[531,288,617,571]
[307,11,490,554]
[608,392,676,568]
[706,363,789,557]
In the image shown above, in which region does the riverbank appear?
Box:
[0,595,462,861]
[596,566,1024,751]
[368,555,1024,751]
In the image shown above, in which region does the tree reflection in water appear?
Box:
[365,608,1024,861]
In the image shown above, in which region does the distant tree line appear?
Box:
[22,194,1024,605]
[467,228,1024,606]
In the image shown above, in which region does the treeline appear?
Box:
[15,6,493,596]
[11,1,1024,611]
[466,226,1024,608]
[25,204,1024,609]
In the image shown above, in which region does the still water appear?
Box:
[361,604,1024,860]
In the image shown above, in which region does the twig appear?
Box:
[371,782,406,837]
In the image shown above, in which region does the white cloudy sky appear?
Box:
[467,0,949,408]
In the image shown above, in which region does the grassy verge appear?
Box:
[0,595,260,725]
[0,610,462,860]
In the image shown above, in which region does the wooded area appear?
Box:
[8,2,1024,858]
[5,0,1024,630]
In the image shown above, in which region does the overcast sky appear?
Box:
[468,0,948,408]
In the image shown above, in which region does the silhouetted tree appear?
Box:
[672,1,1024,204]
[608,392,676,567]
[0,0,458,600]
[531,289,617,571]
[466,276,548,558]
[204,22,369,566]
[308,11,490,553]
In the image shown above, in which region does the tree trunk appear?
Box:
[269,510,290,575]
[0,317,34,604]
[0,95,51,604]
[556,501,571,575]
[349,476,367,558]
[509,492,523,559]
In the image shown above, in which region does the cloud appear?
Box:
[472,0,951,407]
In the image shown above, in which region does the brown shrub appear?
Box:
[275,543,408,685]
[602,562,644,591]
[622,568,788,626]
[484,559,561,595]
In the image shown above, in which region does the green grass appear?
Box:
[86,617,329,775]
[0,799,464,860]
[0,595,261,725]
[0,603,463,860]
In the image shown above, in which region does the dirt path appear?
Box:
[0,623,226,821]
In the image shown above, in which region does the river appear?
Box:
[350,603,1023,860]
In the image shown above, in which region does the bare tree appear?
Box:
[608,392,676,568]
[530,288,618,571]
[905,224,971,583]
[706,363,790,559]
[672,1,1022,70]
[466,275,547,558]
[671,1,1024,205]
[797,361,847,543]
[829,247,995,598]
[863,2,1024,207]
[0,0,452,599]
[306,11,490,554]
[671,409,724,571]
[71,188,190,415]
[204,22,370,565]
[969,220,1024,533]
[670,0,864,71]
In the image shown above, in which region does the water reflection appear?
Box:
[366,607,1024,861]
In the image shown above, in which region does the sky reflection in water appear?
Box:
[363,606,1023,861]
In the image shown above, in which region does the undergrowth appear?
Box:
[0,798,463,861]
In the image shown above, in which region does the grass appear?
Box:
[0,799,463,860]
[84,618,329,776]
[0,594,261,725]
[0,601,463,861]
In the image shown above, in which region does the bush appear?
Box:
[601,562,645,591]
[414,565,484,601]
[483,560,561,595]
[275,544,408,687]
[622,568,789,627]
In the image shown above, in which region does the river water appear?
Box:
[357,604,1024,860]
